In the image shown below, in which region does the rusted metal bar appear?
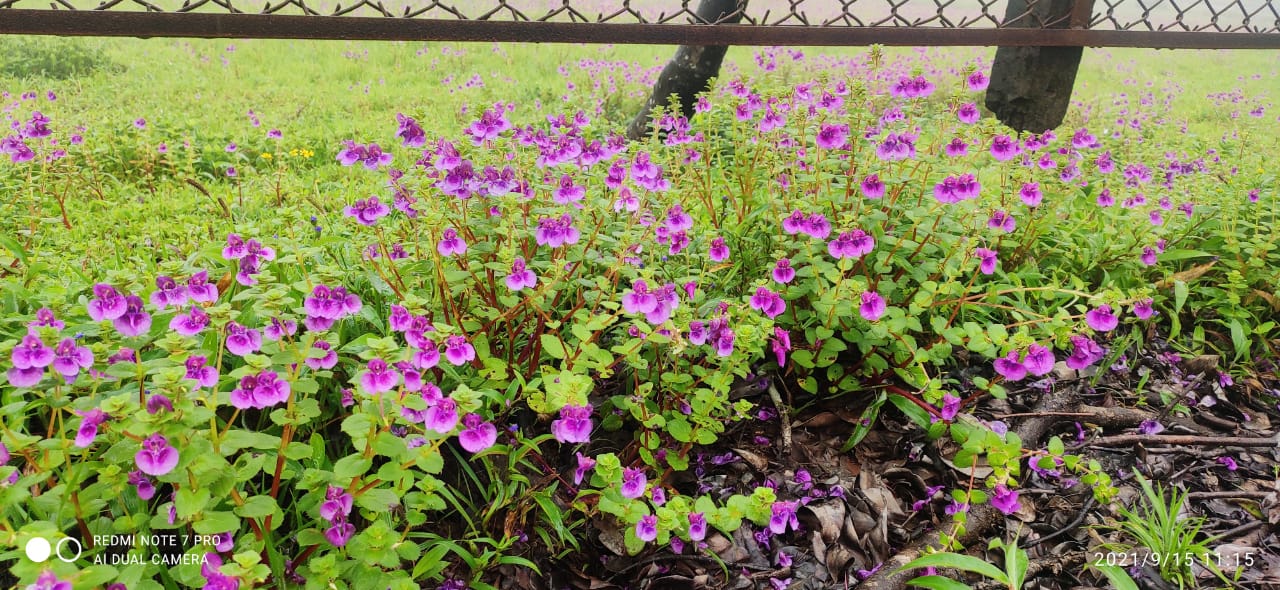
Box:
[0,10,1277,48]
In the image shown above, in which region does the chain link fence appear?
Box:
[0,0,1276,47]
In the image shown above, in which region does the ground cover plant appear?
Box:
[0,38,1278,590]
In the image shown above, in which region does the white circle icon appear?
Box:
[56,537,83,562]
[24,537,51,562]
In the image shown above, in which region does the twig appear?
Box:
[1186,491,1274,501]
[1077,434,1279,448]
[1022,496,1096,549]
[767,382,792,456]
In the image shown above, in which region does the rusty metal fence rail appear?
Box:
[0,0,1277,48]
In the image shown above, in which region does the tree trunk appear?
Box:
[625,0,747,141]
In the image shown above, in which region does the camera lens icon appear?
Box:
[23,537,82,563]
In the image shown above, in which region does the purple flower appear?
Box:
[150,276,189,309]
[388,305,413,332]
[769,501,799,534]
[1066,335,1106,370]
[994,351,1027,381]
[128,470,156,500]
[988,210,1016,233]
[224,322,262,357]
[622,280,657,315]
[186,271,219,303]
[956,102,980,124]
[27,307,65,333]
[945,137,969,157]
[11,335,53,370]
[264,317,298,341]
[87,284,128,321]
[359,358,399,394]
[1140,247,1158,266]
[551,404,593,444]
[620,467,647,499]
[990,485,1021,515]
[828,229,875,260]
[437,228,467,257]
[395,113,425,147]
[859,291,886,322]
[505,258,537,291]
[320,486,354,521]
[1023,344,1055,376]
[1019,182,1043,207]
[989,135,1020,161]
[815,123,849,149]
[687,512,707,541]
[134,118,146,129]
[574,452,596,485]
[1217,456,1238,471]
[708,237,730,262]
[325,521,355,547]
[304,341,338,371]
[344,196,391,226]
[1132,298,1155,320]
[749,287,787,319]
[1085,304,1119,332]
[553,174,586,204]
[135,433,180,476]
[7,365,44,387]
[75,408,109,447]
[443,335,475,366]
[771,328,792,366]
[967,71,989,91]
[860,174,885,199]
[635,514,658,543]
[147,393,174,415]
[803,213,832,239]
[975,247,999,275]
[51,338,94,380]
[939,394,962,421]
[424,396,459,433]
[1138,419,1165,435]
[772,258,795,284]
[229,371,291,410]
[458,413,497,453]
[25,571,72,590]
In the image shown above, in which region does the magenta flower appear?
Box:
[229,371,291,410]
[25,571,72,590]
[1085,305,1119,331]
[967,71,990,91]
[6,364,44,387]
[708,237,730,262]
[945,138,969,157]
[574,452,596,486]
[990,485,1021,515]
[988,210,1016,233]
[553,174,585,204]
[860,174,885,199]
[1023,344,1055,376]
[803,213,832,239]
[815,123,849,149]
[395,113,425,147]
[939,394,962,421]
[1132,298,1155,320]
[505,258,537,291]
[828,229,875,260]
[444,335,476,366]
[622,279,657,315]
[458,413,497,453]
[769,501,799,534]
[147,393,174,414]
[956,102,980,124]
[749,287,787,319]
[989,135,1020,161]
[150,276,189,309]
[135,433,179,476]
[424,396,459,433]
[263,317,298,341]
[664,205,693,232]
[621,467,647,499]
[325,521,355,548]
[51,338,93,380]
[320,486,354,521]
[170,306,211,337]
[437,228,467,257]
[994,351,1027,381]
[636,514,658,543]
[1217,456,1238,471]
[305,341,338,370]
[344,196,390,226]
[975,247,999,275]
[772,258,795,284]
[75,408,109,447]
[224,322,262,357]
[28,307,66,333]
[388,305,413,332]
[359,358,399,394]
[1019,182,1043,207]
[781,210,806,235]
[687,512,707,541]
[1140,247,1158,266]
[859,291,887,322]
[186,271,219,303]
[551,404,594,444]
[87,284,128,321]
[1066,335,1106,370]
[11,335,53,370]
[128,470,156,500]
[771,327,791,366]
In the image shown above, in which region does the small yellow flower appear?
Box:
[289,148,299,157]
[261,152,272,160]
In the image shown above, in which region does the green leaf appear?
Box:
[1093,564,1140,590]
[0,234,29,268]
[234,495,278,519]
[334,455,373,479]
[175,487,212,520]
[897,553,1009,585]
[905,576,973,590]
[193,511,240,535]
[540,334,566,360]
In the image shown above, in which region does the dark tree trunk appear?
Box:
[625,0,747,141]
[986,0,1094,133]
